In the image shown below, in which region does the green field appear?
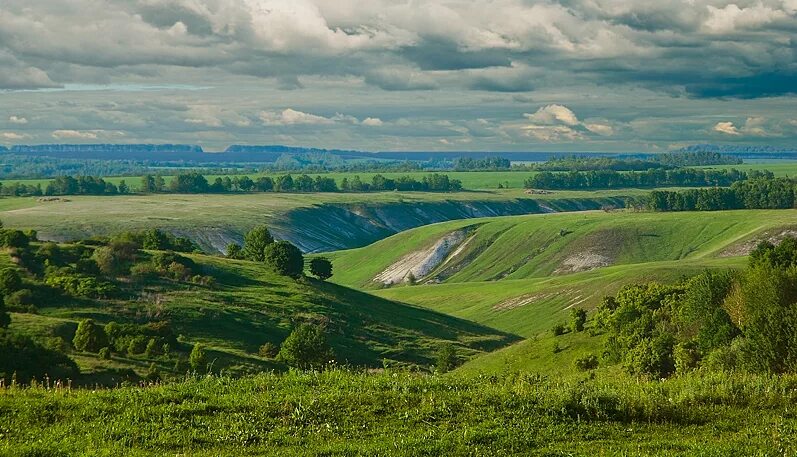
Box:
[2,369,795,456]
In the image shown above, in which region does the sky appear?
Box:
[0,0,796,152]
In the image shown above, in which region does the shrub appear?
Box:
[0,268,22,295]
[624,334,676,378]
[73,319,109,353]
[263,241,304,278]
[552,341,562,354]
[130,262,159,279]
[278,324,333,369]
[127,336,149,355]
[435,343,458,373]
[145,338,160,357]
[551,323,566,336]
[99,347,111,360]
[5,289,34,312]
[190,343,207,371]
[309,257,333,280]
[226,243,243,259]
[574,354,599,371]
[674,341,700,374]
[570,308,587,332]
[0,333,78,383]
[258,342,279,358]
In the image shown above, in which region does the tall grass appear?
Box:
[1,369,795,455]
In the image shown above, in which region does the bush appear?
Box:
[99,347,111,360]
[574,354,599,371]
[570,308,587,332]
[130,262,159,279]
[551,323,566,336]
[258,342,279,358]
[145,338,160,357]
[5,289,34,312]
[435,343,458,373]
[73,319,109,353]
[263,241,304,278]
[226,243,243,259]
[309,258,333,280]
[0,268,22,295]
[674,341,700,374]
[625,334,676,378]
[0,333,78,383]
[278,324,333,369]
[127,336,149,355]
[190,343,207,372]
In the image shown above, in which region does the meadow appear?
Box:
[2,369,795,456]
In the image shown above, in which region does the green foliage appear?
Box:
[0,332,78,383]
[574,354,599,371]
[44,268,116,298]
[570,308,587,332]
[242,225,274,262]
[93,241,137,276]
[309,257,333,280]
[277,324,333,369]
[226,243,243,259]
[142,229,198,252]
[99,347,111,360]
[73,319,109,353]
[0,267,22,295]
[263,241,304,278]
[0,229,30,248]
[551,323,566,336]
[190,343,208,372]
[528,168,753,190]
[435,343,458,373]
[258,342,278,358]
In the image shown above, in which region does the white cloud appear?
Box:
[52,129,99,139]
[525,104,580,126]
[1,132,28,140]
[713,121,740,135]
[259,108,334,126]
[584,123,614,136]
[521,125,584,142]
[9,115,28,124]
[704,3,788,33]
[362,117,384,126]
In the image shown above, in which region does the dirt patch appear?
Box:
[719,228,797,257]
[555,252,612,274]
[374,230,469,285]
[493,292,556,311]
[36,197,70,203]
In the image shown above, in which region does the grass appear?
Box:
[0,189,638,252]
[7,251,516,381]
[327,209,796,289]
[1,369,796,456]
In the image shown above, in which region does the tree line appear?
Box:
[525,168,766,190]
[143,172,462,194]
[645,177,796,211]
[528,151,742,172]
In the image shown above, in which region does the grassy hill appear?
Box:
[6,249,516,383]
[0,189,633,252]
[327,209,797,289]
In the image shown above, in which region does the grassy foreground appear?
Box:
[1,369,795,456]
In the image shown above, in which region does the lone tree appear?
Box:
[570,308,587,332]
[242,225,274,261]
[435,343,458,373]
[190,343,208,372]
[278,323,333,369]
[309,257,333,281]
[73,319,109,353]
[264,241,304,278]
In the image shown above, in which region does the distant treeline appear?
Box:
[525,168,766,190]
[152,172,462,194]
[646,177,797,211]
[0,176,132,197]
[528,151,742,172]
[453,157,511,171]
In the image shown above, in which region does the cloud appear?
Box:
[51,130,102,139]
[526,104,580,126]
[713,121,740,135]
[259,109,335,126]
[1,132,29,140]
[8,115,28,124]
[362,117,384,126]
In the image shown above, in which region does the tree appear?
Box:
[570,308,587,332]
[242,225,274,261]
[435,343,458,373]
[0,295,10,329]
[309,258,333,280]
[263,241,304,278]
[0,268,22,295]
[278,324,333,369]
[190,343,207,372]
[226,243,243,259]
[73,319,109,353]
